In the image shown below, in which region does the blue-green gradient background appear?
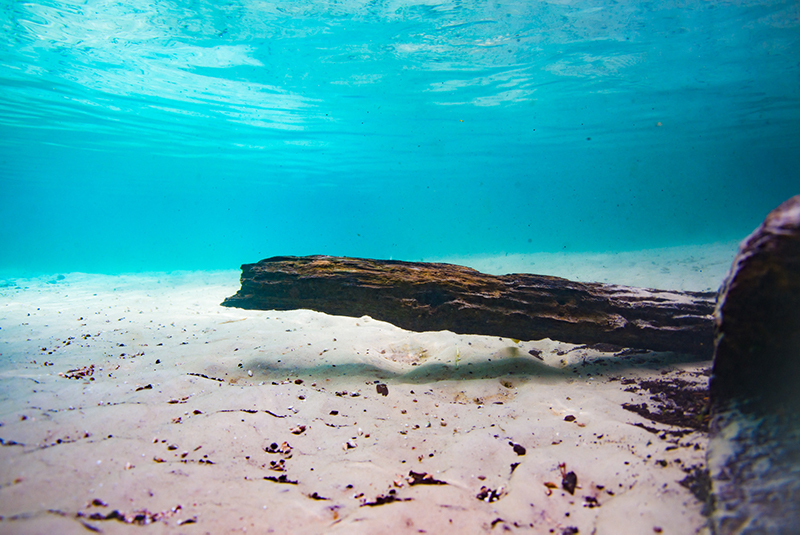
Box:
[1,0,798,274]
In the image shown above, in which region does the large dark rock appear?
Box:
[222,255,716,356]
[708,195,800,534]
[711,195,800,406]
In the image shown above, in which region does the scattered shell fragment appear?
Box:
[477,485,505,502]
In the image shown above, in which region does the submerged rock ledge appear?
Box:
[222,255,716,357]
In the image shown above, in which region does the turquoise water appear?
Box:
[1,0,798,275]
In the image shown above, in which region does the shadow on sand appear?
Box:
[239,349,710,385]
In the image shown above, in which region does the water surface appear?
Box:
[1,0,798,275]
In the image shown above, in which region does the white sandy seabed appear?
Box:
[0,242,740,534]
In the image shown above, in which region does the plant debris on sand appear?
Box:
[621,374,710,432]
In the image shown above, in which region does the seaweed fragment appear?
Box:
[407,470,447,486]
[264,474,298,484]
[361,489,411,506]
